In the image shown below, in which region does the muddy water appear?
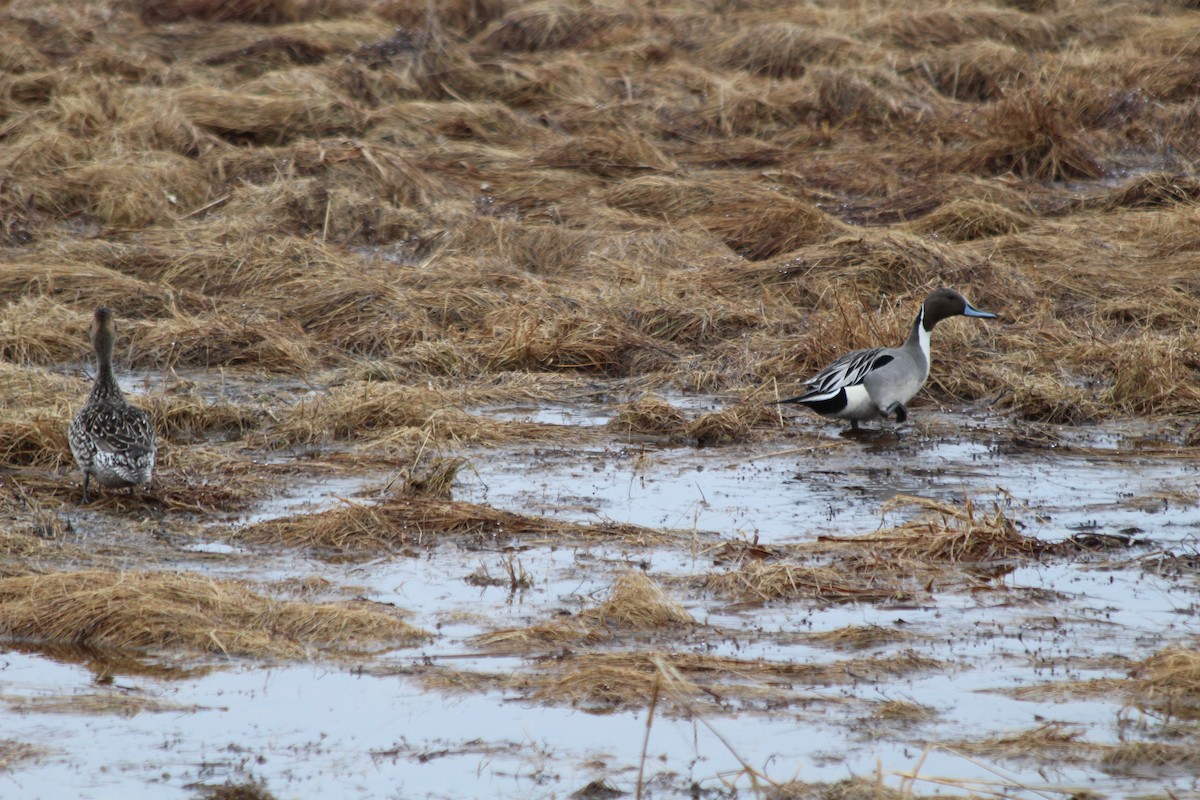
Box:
[3,408,1199,798]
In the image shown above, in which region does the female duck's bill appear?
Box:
[67,308,157,503]
[776,288,997,430]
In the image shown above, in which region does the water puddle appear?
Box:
[4,410,1199,798]
[459,412,1200,545]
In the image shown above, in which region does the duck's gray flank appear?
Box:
[68,308,157,503]
[778,288,996,429]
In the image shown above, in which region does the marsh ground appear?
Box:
[1,0,1199,797]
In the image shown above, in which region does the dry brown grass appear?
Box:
[1125,645,1200,719]
[3,692,205,717]
[707,496,1049,605]
[1099,741,1200,776]
[473,571,694,651]
[607,395,779,445]
[3,0,1198,421]
[803,624,913,651]
[591,571,695,628]
[827,495,1051,563]
[945,721,1094,761]
[190,778,279,800]
[235,493,669,555]
[0,569,427,658]
[0,739,42,773]
[508,649,942,711]
[707,559,919,606]
[269,381,577,449]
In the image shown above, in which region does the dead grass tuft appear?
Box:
[513,649,942,711]
[394,456,467,500]
[607,395,687,438]
[1100,332,1200,416]
[870,699,935,724]
[4,692,204,717]
[476,2,634,52]
[137,314,317,373]
[602,174,717,219]
[863,7,1059,51]
[905,198,1030,242]
[992,370,1105,424]
[686,402,779,446]
[711,23,857,78]
[190,777,279,800]
[532,129,676,177]
[958,84,1105,181]
[590,571,694,628]
[607,397,778,445]
[139,0,297,24]
[839,495,1050,563]
[236,495,666,555]
[377,0,507,36]
[905,41,1029,102]
[0,570,427,658]
[142,391,263,444]
[174,76,363,141]
[0,363,77,468]
[270,382,569,449]
[947,721,1092,761]
[0,265,183,326]
[0,411,72,469]
[803,624,912,651]
[1099,741,1200,776]
[1126,645,1200,719]
[1092,172,1200,211]
[0,739,42,773]
[61,153,209,227]
[708,560,917,605]
[473,571,692,651]
[697,194,847,260]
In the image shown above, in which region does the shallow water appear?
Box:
[4,409,1199,798]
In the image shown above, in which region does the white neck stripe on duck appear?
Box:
[913,307,932,377]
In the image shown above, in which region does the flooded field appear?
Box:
[3,397,1198,799]
[4,0,1200,797]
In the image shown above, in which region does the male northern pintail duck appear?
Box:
[68,308,157,503]
[778,288,996,429]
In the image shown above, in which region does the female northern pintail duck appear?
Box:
[68,308,157,503]
[778,288,996,429]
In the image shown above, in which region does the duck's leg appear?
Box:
[882,402,908,423]
[80,471,91,505]
[849,420,860,431]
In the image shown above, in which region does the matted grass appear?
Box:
[0,569,427,659]
[821,495,1050,563]
[504,649,942,712]
[0,739,42,773]
[706,559,919,606]
[473,571,694,651]
[235,494,672,555]
[707,496,1048,604]
[269,381,580,448]
[607,395,781,445]
[8,0,1193,417]
[2,692,207,717]
[1126,645,1200,720]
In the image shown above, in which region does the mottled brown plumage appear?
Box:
[68,308,157,503]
